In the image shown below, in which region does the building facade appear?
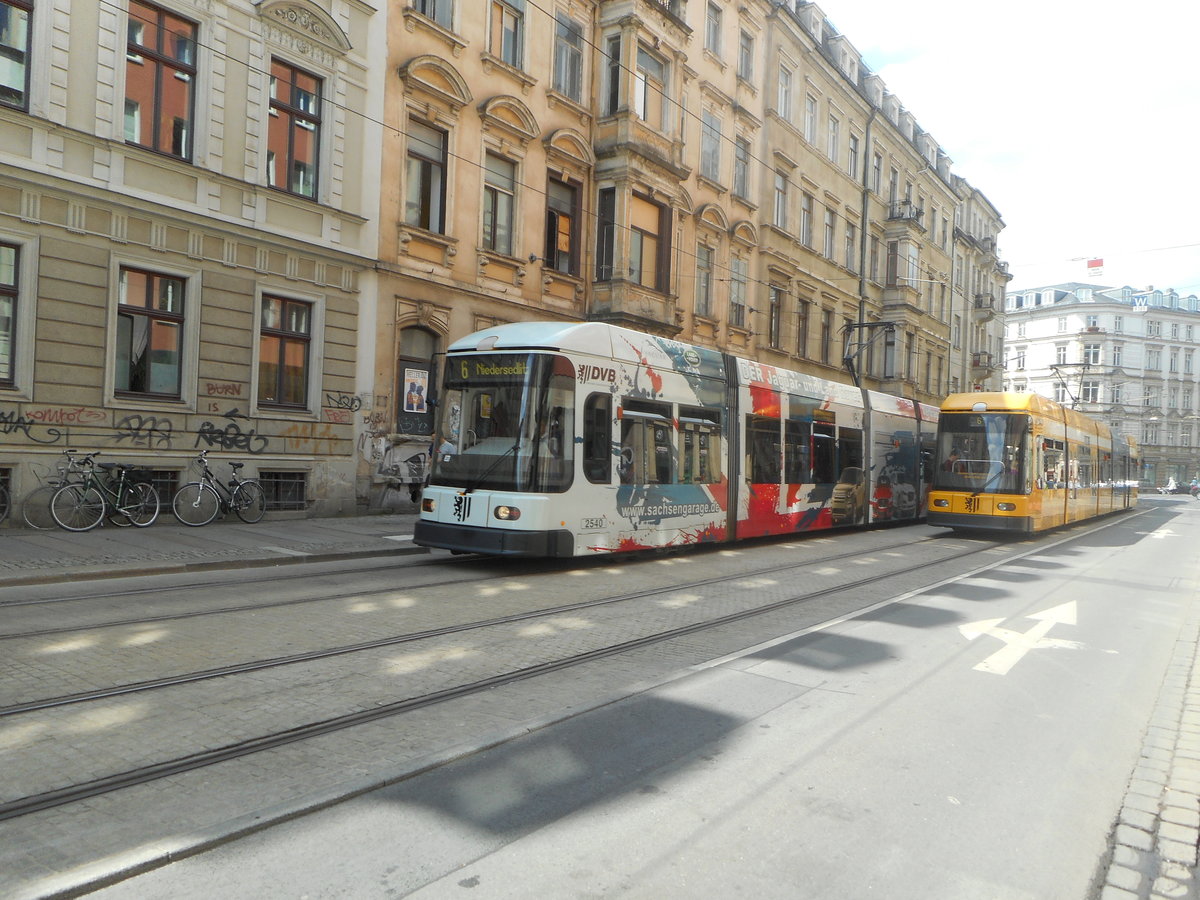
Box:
[1,0,1009,519]
[0,0,384,516]
[1003,282,1200,486]
[363,0,1009,508]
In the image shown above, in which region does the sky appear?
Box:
[818,0,1200,296]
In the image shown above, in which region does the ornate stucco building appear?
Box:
[0,0,383,515]
[0,0,1008,518]
[364,0,1009,508]
[1003,282,1200,486]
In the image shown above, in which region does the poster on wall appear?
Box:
[403,367,428,413]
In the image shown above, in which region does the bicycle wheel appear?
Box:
[20,484,59,530]
[172,482,221,526]
[50,484,106,532]
[232,480,266,523]
[122,482,161,527]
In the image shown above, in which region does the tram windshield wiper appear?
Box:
[462,440,521,494]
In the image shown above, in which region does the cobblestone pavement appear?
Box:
[0,509,425,587]
[3,499,1199,898]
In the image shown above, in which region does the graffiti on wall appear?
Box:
[281,421,341,456]
[114,414,175,448]
[195,409,268,454]
[0,409,68,444]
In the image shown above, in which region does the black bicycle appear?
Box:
[49,453,160,531]
[172,450,266,526]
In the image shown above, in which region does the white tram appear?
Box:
[414,322,939,557]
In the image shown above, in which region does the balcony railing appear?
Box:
[887,200,924,223]
[971,351,996,370]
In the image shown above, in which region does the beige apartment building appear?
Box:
[0,0,1008,519]
[0,0,383,517]
[366,0,1008,507]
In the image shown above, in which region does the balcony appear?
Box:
[971,351,998,371]
[973,293,996,321]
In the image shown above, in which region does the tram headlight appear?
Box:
[494,505,521,521]
[997,502,1016,511]
[421,498,435,513]
[933,498,949,508]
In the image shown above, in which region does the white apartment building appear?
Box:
[1003,282,1200,486]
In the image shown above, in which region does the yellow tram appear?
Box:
[927,393,1139,534]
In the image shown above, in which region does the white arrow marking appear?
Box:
[958,601,1084,675]
[1135,528,1178,540]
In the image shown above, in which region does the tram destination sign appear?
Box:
[454,354,529,383]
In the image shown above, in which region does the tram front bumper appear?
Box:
[927,510,1031,533]
[414,519,575,557]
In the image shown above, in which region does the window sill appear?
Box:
[401,9,468,57]
[480,53,537,95]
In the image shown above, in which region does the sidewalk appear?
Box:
[0,509,427,588]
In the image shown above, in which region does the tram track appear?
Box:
[0,532,957,641]
[0,530,1018,823]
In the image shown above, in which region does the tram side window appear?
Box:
[838,428,863,474]
[1042,438,1065,488]
[583,393,612,483]
[746,415,781,483]
[812,423,837,483]
[620,400,673,484]
[679,407,721,484]
[784,419,811,482]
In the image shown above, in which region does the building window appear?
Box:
[800,192,813,247]
[413,0,453,29]
[1081,380,1099,403]
[489,0,523,68]
[773,171,788,229]
[116,267,184,398]
[1083,343,1100,365]
[482,152,516,256]
[553,13,583,102]
[700,110,721,181]
[259,471,308,510]
[1111,384,1123,404]
[777,65,791,120]
[823,209,836,258]
[267,59,321,199]
[848,134,860,179]
[634,44,668,130]
[844,221,857,272]
[1055,344,1067,365]
[1056,317,1067,333]
[738,29,754,81]
[827,114,839,161]
[258,296,311,408]
[704,2,722,55]
[1114,315,1123,333]
[1112,343,1123,366]
[820,309,833,365]
[0,0,31,111]
[545,176,579,275]
[695,244,713,318]
[768,286,783,349]
[1148,319,1162,337]
[630,193,668,292]
[0,241,16,386]
[405,120,447,233]
[1012,347,1025,370]
[1085,314,1099,328]
[596,186,615,281]
[796,300,810,358]
[733,137,750,199]
[125,0,197,160]
[1054,383,1066,404]
[804,94,817,143]
[730,256,747,328]
[1186,349,1194,374]
[1170,349,1180,373]
[1147,348,1161,371]
[604,35,621,115]
[871,152,882,193]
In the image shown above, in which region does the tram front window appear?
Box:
[934,412,1029,494]
[431,353,575,493]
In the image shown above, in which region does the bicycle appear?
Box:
[20,450,90,529]
[49,452,160,531]
[172,450,266,526]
